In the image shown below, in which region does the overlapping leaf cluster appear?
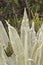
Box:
[0,9,43,65]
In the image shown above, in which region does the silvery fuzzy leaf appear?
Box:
[21,8,33,60]
[21,8,31,65]
[3,47,16,65]
[28,59,36,65]
[38,24,43,44]
[7,22,25,65]
[31,22,36,47]
[24,29,31,65]
[8,23,23,55]
[21,8,30,47]
[4,53,16,65]
[0,43,7,65]
[32,39,43,65]
[0,21,16,65]
[31,39,40,60]
[35,44,43,65]
[21,8,29,27]
[0,21,9,47]
[37,27,41,39]
[15,53,25,65]
[0,21,12,65]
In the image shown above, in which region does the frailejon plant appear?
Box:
[0,8,43,65]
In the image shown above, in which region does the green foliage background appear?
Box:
[0,0,43,34]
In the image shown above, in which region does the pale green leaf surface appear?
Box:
[8,23,23,55]
[7,23,25,65]
[38,24,43,44]
[31,39,41,61]
[31,22,36,47]
[21,8,32,65]
[32,42,43,65]
[4,53,16,65]
[28,59,36,65]
[36,44,43,65]
[21,8,29,47]
[0,21,9,47]
[0,21,16,65]
[0,43,8,65]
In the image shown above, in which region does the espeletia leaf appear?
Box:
[0,21,12,65]
[28,58,36,65]
[38,24,43,44]
[21,8,32,65]
[35,44,43,65]
[0,43,8,65]
[7,22,25,65]
[32,40,43,65]
[31,39,41,64]
[21,8,30,47]
[32,39,40,58]
[4,53,16,65]
[8,22,24,55]
[31,21,36,47]
[0,21,16,65]
[0,21,9,47]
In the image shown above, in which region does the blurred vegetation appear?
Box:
[32,13,42,33]
[0,0,43,34]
